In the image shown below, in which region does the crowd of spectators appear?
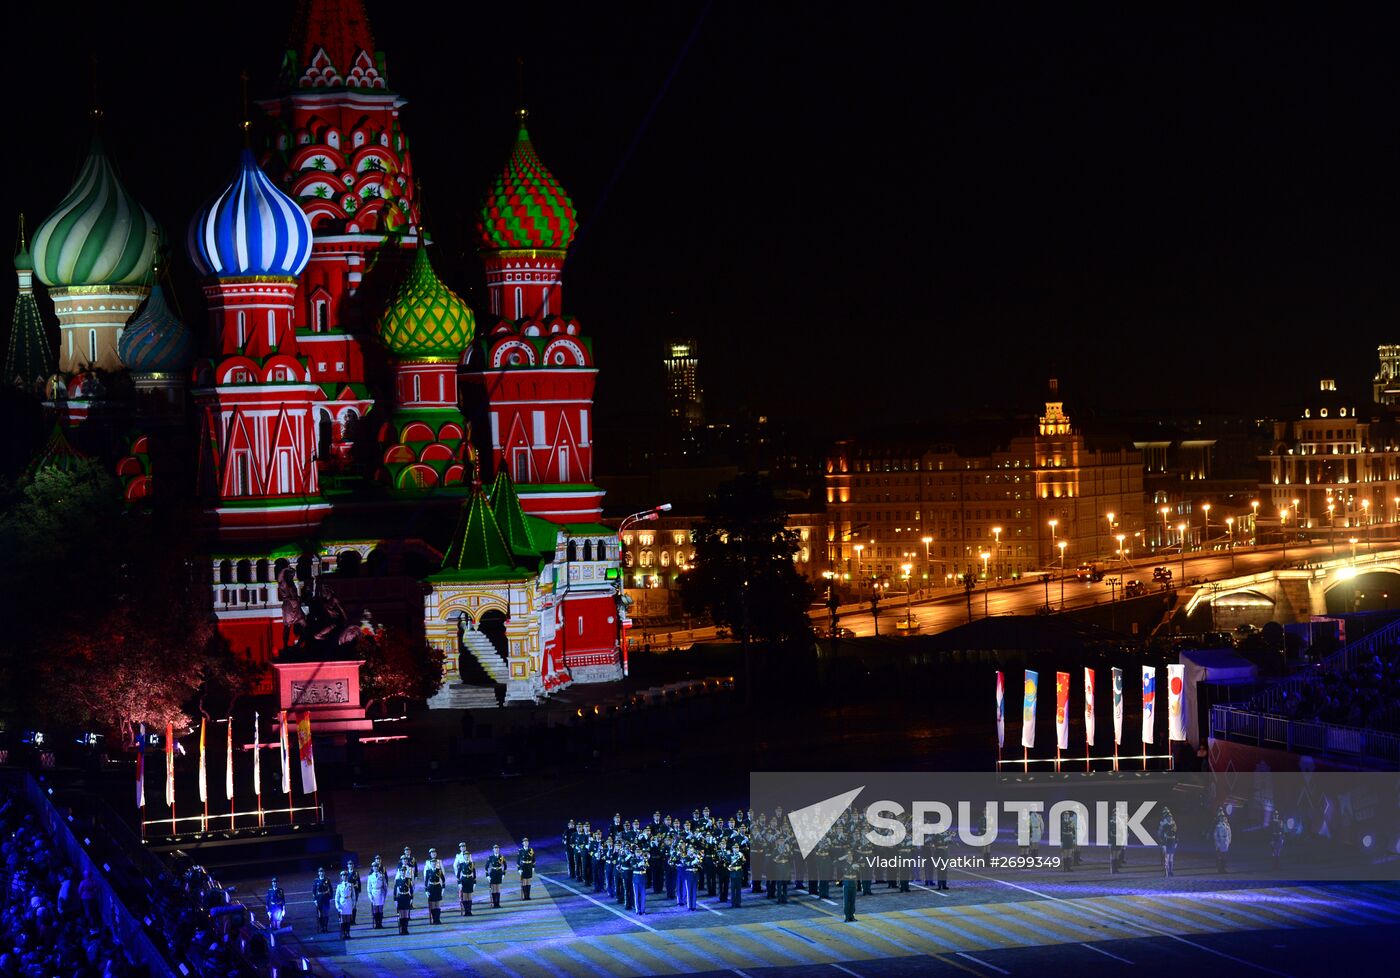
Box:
[0,787,145,978]
[1274,650,1400,731]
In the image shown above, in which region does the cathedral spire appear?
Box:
[6,215,56,393]
[286,0,386,89]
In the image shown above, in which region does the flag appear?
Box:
[1055,671,1070,750]
[995,671,1005,749]
[198,718,207,805]
[1084,668,1096,747]
[1021,670,1038,749]
[1142,666,1156,744]
[252,712,261,796]
[225,718,234,801]
[164,722,175,808]
[279,711,291,795]
[1167,663,1186,741]
[1112,667,1124,746]
[297,710,317,794]
[136,723,146,809]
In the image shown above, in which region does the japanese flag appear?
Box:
[1111,667,1124,746]
[1141,666,1156,744]
[1167,664,1187,741]
[1021,670,1038,749]
[1055,672,1070,750]
[995,671,1005,749]
[1084,668,1096,748]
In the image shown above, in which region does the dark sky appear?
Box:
[11,2,1400,436]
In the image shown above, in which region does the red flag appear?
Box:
[164,722,175,808]
[1055,672,1070,750]
[297,711,317,794]
[225,718,234,801]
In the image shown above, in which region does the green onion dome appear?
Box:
[32,137,158,288]
[118,284,193,373]
[476,116,576,253]
[375,244,475,358]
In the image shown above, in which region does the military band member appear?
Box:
[666,840,682,900]
[402,846,419,889]
[454,843,477,916]
[265,877,286,930]
[518,838,536,900]
[393,866,413,934]
[486,844,507,908]
[931,829,951,890]
[619,842,634,909]
[335,870,356,939]
[565,820,579,879]
[592,833,607,893]
[1214,809,1232,874]
[841,848,860,922]
[813,838,832,900]
[631,847,649,914]
[424,848,446,923]
[682,845,702,911]
[1158,808,1178,878]
[772,840,791,904]
[345,858,362,923]
[311,867,332,933]
[366,859,388,928]
[1060,810,1078,872]
[857,834,874,896]
[604,838,617,898]
[1269,811,1285,870]
[727,847,745,908]
[1107,806,1124,873]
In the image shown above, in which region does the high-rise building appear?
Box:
[663,338,703,430]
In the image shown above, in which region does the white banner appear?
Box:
[1142,666,1156,744]
[1084,667,1096,747]
[1167,663,1186,742]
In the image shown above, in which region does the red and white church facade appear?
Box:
[12,0,627,708]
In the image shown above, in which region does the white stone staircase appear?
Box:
[428,684,501,709]
[462,629,510,684]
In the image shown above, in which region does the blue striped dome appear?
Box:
[118,284,194,372]
[188,149,312,278]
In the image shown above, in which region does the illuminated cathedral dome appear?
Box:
[476,113,576,253]
[32,137,158,288]
[188,149,313,278]
[118,284,194,373]
[376,243,475,358]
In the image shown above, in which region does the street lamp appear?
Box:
[1328,503,1336,557]
[901,562,914,628]
[1057,539,1068,610]
[1048,518,1058,567]
[1225,517,1235,573]
[1116,533,1126,567]
[921,535,933,585]
[980,552,991,616]
[1201,502,1211,551]
[1363,499,1372,550]
[992,526,1002,580]
[1177,522,1187,581]
[1251,500,1260,547]
[1350,536,1359,565]
[1105,511,1115,562]
[1280,507,1289,564]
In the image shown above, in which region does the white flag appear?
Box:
[1084,668,1096,748]
[198,719,207,805]
[279,711,291,795]
[1021,670,1038,749]
[1111,667,1124,746]
[995,671,1005,750]
[1167,664,1186,742]
[252,711,261,796]
[1055,672,1070,751]
[1142,666,1156,744]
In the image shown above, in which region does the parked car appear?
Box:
[1152,566,1172,581]
[1124,579,1144,597]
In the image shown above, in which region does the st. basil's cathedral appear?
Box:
[5,0,628,715]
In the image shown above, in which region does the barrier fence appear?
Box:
[1210,704,1400,765]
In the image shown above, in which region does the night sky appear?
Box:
[10,3,1400,436]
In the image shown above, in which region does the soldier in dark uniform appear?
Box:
[666,840,682,901]
[857,834,874,896]
[565,820,578,880]
[1108,806,1125,874]
[619,841,634,909]
[703,831,719,897]
[813,838,832,900]
[311,866,332,933]
[682,844,702,911]
[609,813,624,839]
[1060,810,1078,872]
[593,832,606,893]
[344,858,362,923]
[649,819,666,894]
[1269,811,1285,870]
[402,846,419,890]
[631,846,650,914]
[772,840,792,904]
[931,829,951,890]
[265,877,286,930]
[517,838,536,900]
[1158,808,1178,878]
[717,840,731,903]
[728,847,745,908]
[841,848,860,922]
[486,844,507,908]
[1213,809,1232,874]
[423,848,446,923]
[393,866,414,934]
[454,843,477,916]
[604,838,617,898]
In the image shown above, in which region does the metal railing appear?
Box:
[1210,704,1400,765]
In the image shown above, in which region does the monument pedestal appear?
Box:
[272,659,374,734]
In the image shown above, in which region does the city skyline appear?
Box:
[12,3,1400,429]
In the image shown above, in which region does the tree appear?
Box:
[358,627,445,716]
[679,474,814,649]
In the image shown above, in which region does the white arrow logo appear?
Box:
[788,786,864,858]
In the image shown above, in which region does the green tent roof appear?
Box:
[439,487,520,579]
[489,470,555,557]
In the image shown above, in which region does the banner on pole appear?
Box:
[1112,666,1124,745]
[252,712,261,796]
[297,711,317,795]
[1055,671,1070,750]
[164,722,175,808]
[225,718,234,801]
[279,711,291,795]
[1084,667,1096,747]
[136,723,145,809]
[1021,670,1038,749]
[995,671,1005,749]
[1142,666,1156,744]
[198,718,207,805]
[1167,663,1186,741]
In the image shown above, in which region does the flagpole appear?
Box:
[1113,739,1119,773]
[228,718,236,832]
[167,722,176,838]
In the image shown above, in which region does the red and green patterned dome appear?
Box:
[476,113,576,253]
[375,244,475,358]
